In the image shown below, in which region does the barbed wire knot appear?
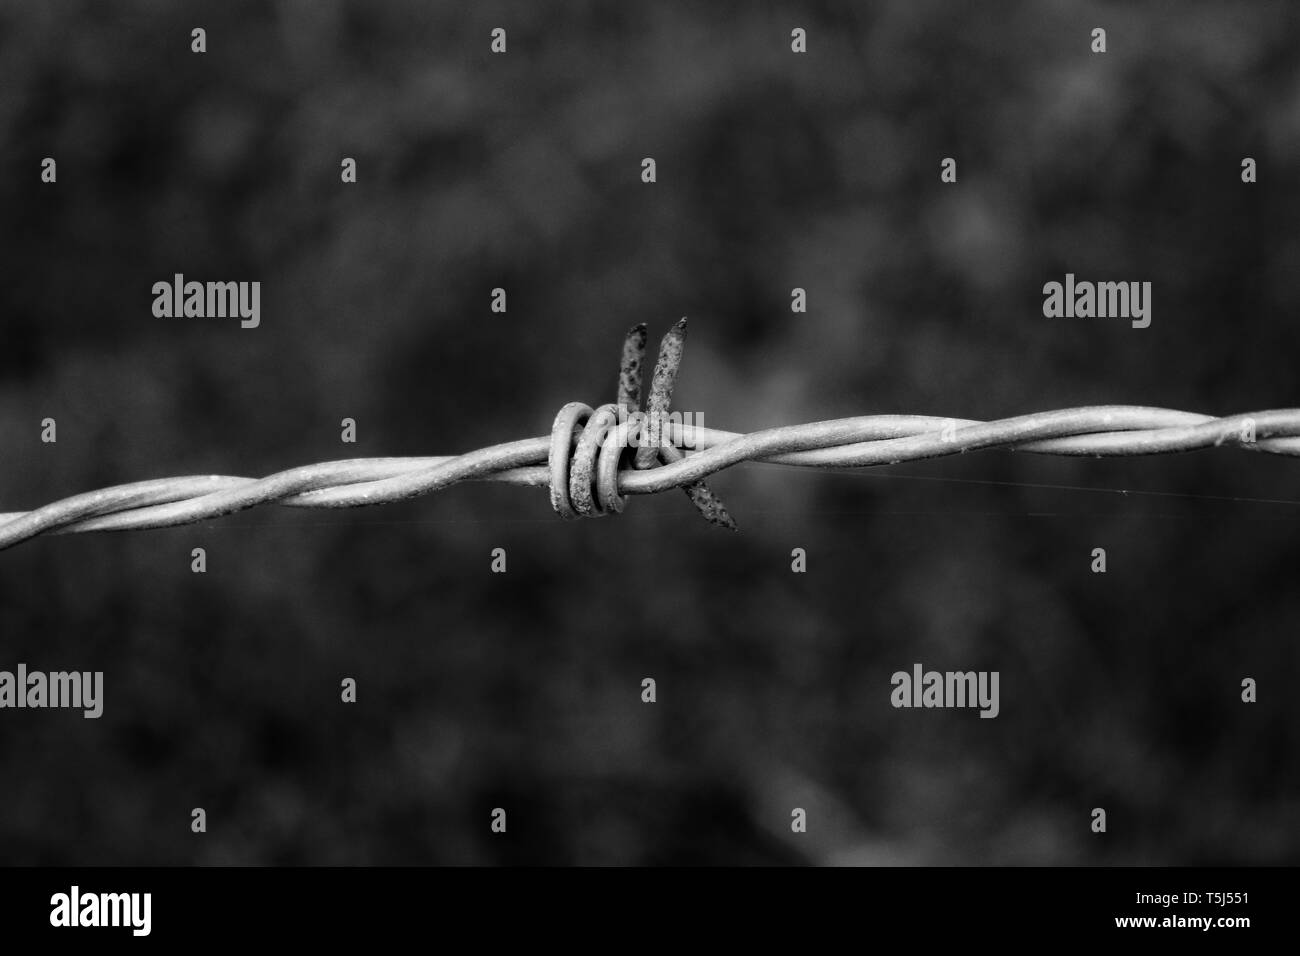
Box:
[548,319,738,529]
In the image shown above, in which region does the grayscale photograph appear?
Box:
[0,0,1291,941]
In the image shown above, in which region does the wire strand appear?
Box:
[3,323,1296,551]
[1,406,1296,550]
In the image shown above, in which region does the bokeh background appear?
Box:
[1,0,1298,865]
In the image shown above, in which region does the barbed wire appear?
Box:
[3,320,1298,551]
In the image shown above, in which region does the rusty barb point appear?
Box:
[548,319,738,530]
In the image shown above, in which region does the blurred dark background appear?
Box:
[1,0,1298,865]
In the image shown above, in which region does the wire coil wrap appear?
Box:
[549,402,630,518]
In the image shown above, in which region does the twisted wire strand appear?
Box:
[2,322,1297,551]
[1,405,1296,551]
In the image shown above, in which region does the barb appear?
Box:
[2,324,1297,551]
[624,319,736,529]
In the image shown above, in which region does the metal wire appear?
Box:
[2,322,1298,551]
